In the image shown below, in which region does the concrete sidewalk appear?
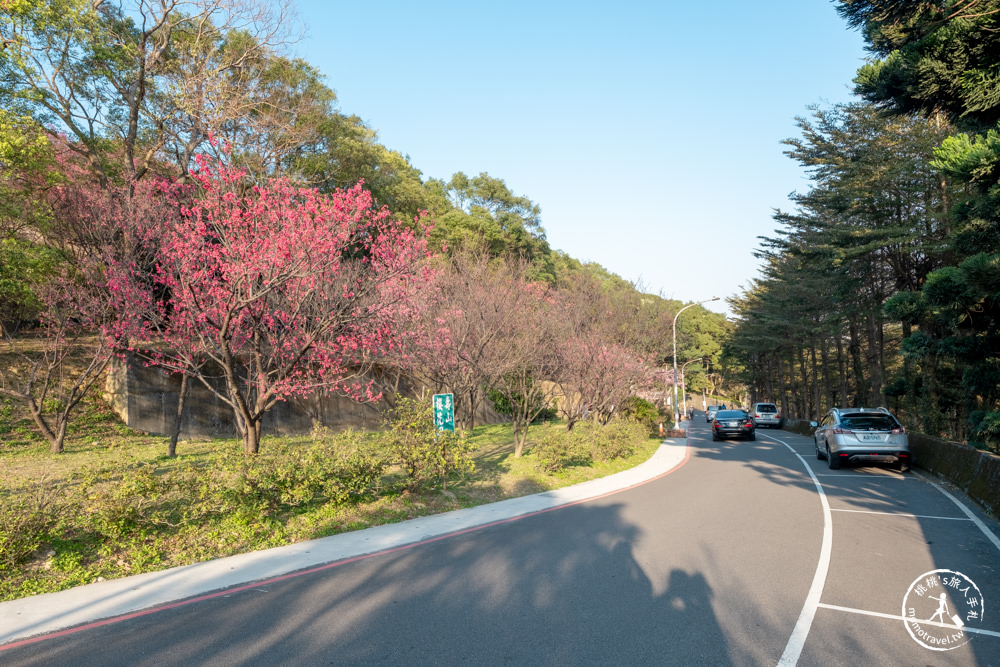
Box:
[1,438,689,646]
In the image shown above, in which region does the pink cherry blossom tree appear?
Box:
[107,155,431,453]
[399,249,543,432]
[550,280,648,429]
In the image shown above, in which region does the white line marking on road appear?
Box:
[919,471,1000,555]
[831,508,971,521]
[817,603,1000,639]
[814,473,908,479]
[768,435,833,667]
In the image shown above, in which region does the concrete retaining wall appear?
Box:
[784,420,1000,518]
[105,355,503,440]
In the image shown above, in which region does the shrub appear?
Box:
[381,396,476,490]
[532,419,645,472]
[206,437,388,516]
[73,454,193,540]
[619,396,662,436]
[0,478,63,571]
[588,419,643,462]
[969,411,1000,453]
[532,428,590,473]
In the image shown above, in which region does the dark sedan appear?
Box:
[711,409,756,441]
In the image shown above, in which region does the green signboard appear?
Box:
[432,393,455,431]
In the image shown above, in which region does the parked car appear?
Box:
[812,407,911,472]
[751,402,782,428]
[712,409,756,441]
[706,404,726,422]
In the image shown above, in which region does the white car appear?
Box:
[813,407,911,472]
[751,402,782,428]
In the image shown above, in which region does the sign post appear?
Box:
[432,393,455,432]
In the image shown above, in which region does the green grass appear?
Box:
[0,398,662,602]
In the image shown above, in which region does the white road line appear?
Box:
[831,508,971,521]
[818,603,1000,639]
[920,471,1000,555]
[770,435,833,667]
[814,473,908,479]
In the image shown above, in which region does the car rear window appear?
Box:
[755,404,777,413]
[840,414,898,431]
[716,410,747,419]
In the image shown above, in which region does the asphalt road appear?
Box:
[3,417,1000,665]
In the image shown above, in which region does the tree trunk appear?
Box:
[513,420,526,457]
[797,347,809,419]
[26,398,62,454]
[820,335,833,416]
[764,354,774,403]
[920,323,942,437]
[806,338,820,419]
[467,387,478,430]
[836,328,848,408]
[901,321,916,421]
[866,310,883,407]
[168,372,188,458]
[243,418,263,454]
[777,354,788,419]
[848,315,866,406]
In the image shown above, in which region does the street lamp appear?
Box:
[672,297,720,426]
[679,357,702,418]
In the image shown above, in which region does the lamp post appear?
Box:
[679,357,702,419]
[672,297,719,426]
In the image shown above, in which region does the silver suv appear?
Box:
[751,402,782,428]
[812,407,911,472]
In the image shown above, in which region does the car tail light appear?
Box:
[834,427,846,434]
[892,427,904,434]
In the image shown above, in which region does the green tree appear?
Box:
[837,0,1000,440]
[840,0,1000,132]
[428,172,553,278]
[732,104,958,426]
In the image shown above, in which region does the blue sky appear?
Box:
[292,1,869,316]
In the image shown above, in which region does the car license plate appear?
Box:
[859,433,883,442]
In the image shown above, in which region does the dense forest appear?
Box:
[725,0,1000,450]
[0,0,730,454]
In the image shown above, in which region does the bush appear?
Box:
[73,456,180,540]
[619,396,663,436]
[588,420,643,462]
[532,428,591,473]
[205,436,388,515]
[0,478,63,571]
[969,410,1000,453]
[381,396,476,490]
[532,420,644,472]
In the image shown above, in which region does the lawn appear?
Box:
[0,391,662,602]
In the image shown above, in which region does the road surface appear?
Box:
[3,418,999,665]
